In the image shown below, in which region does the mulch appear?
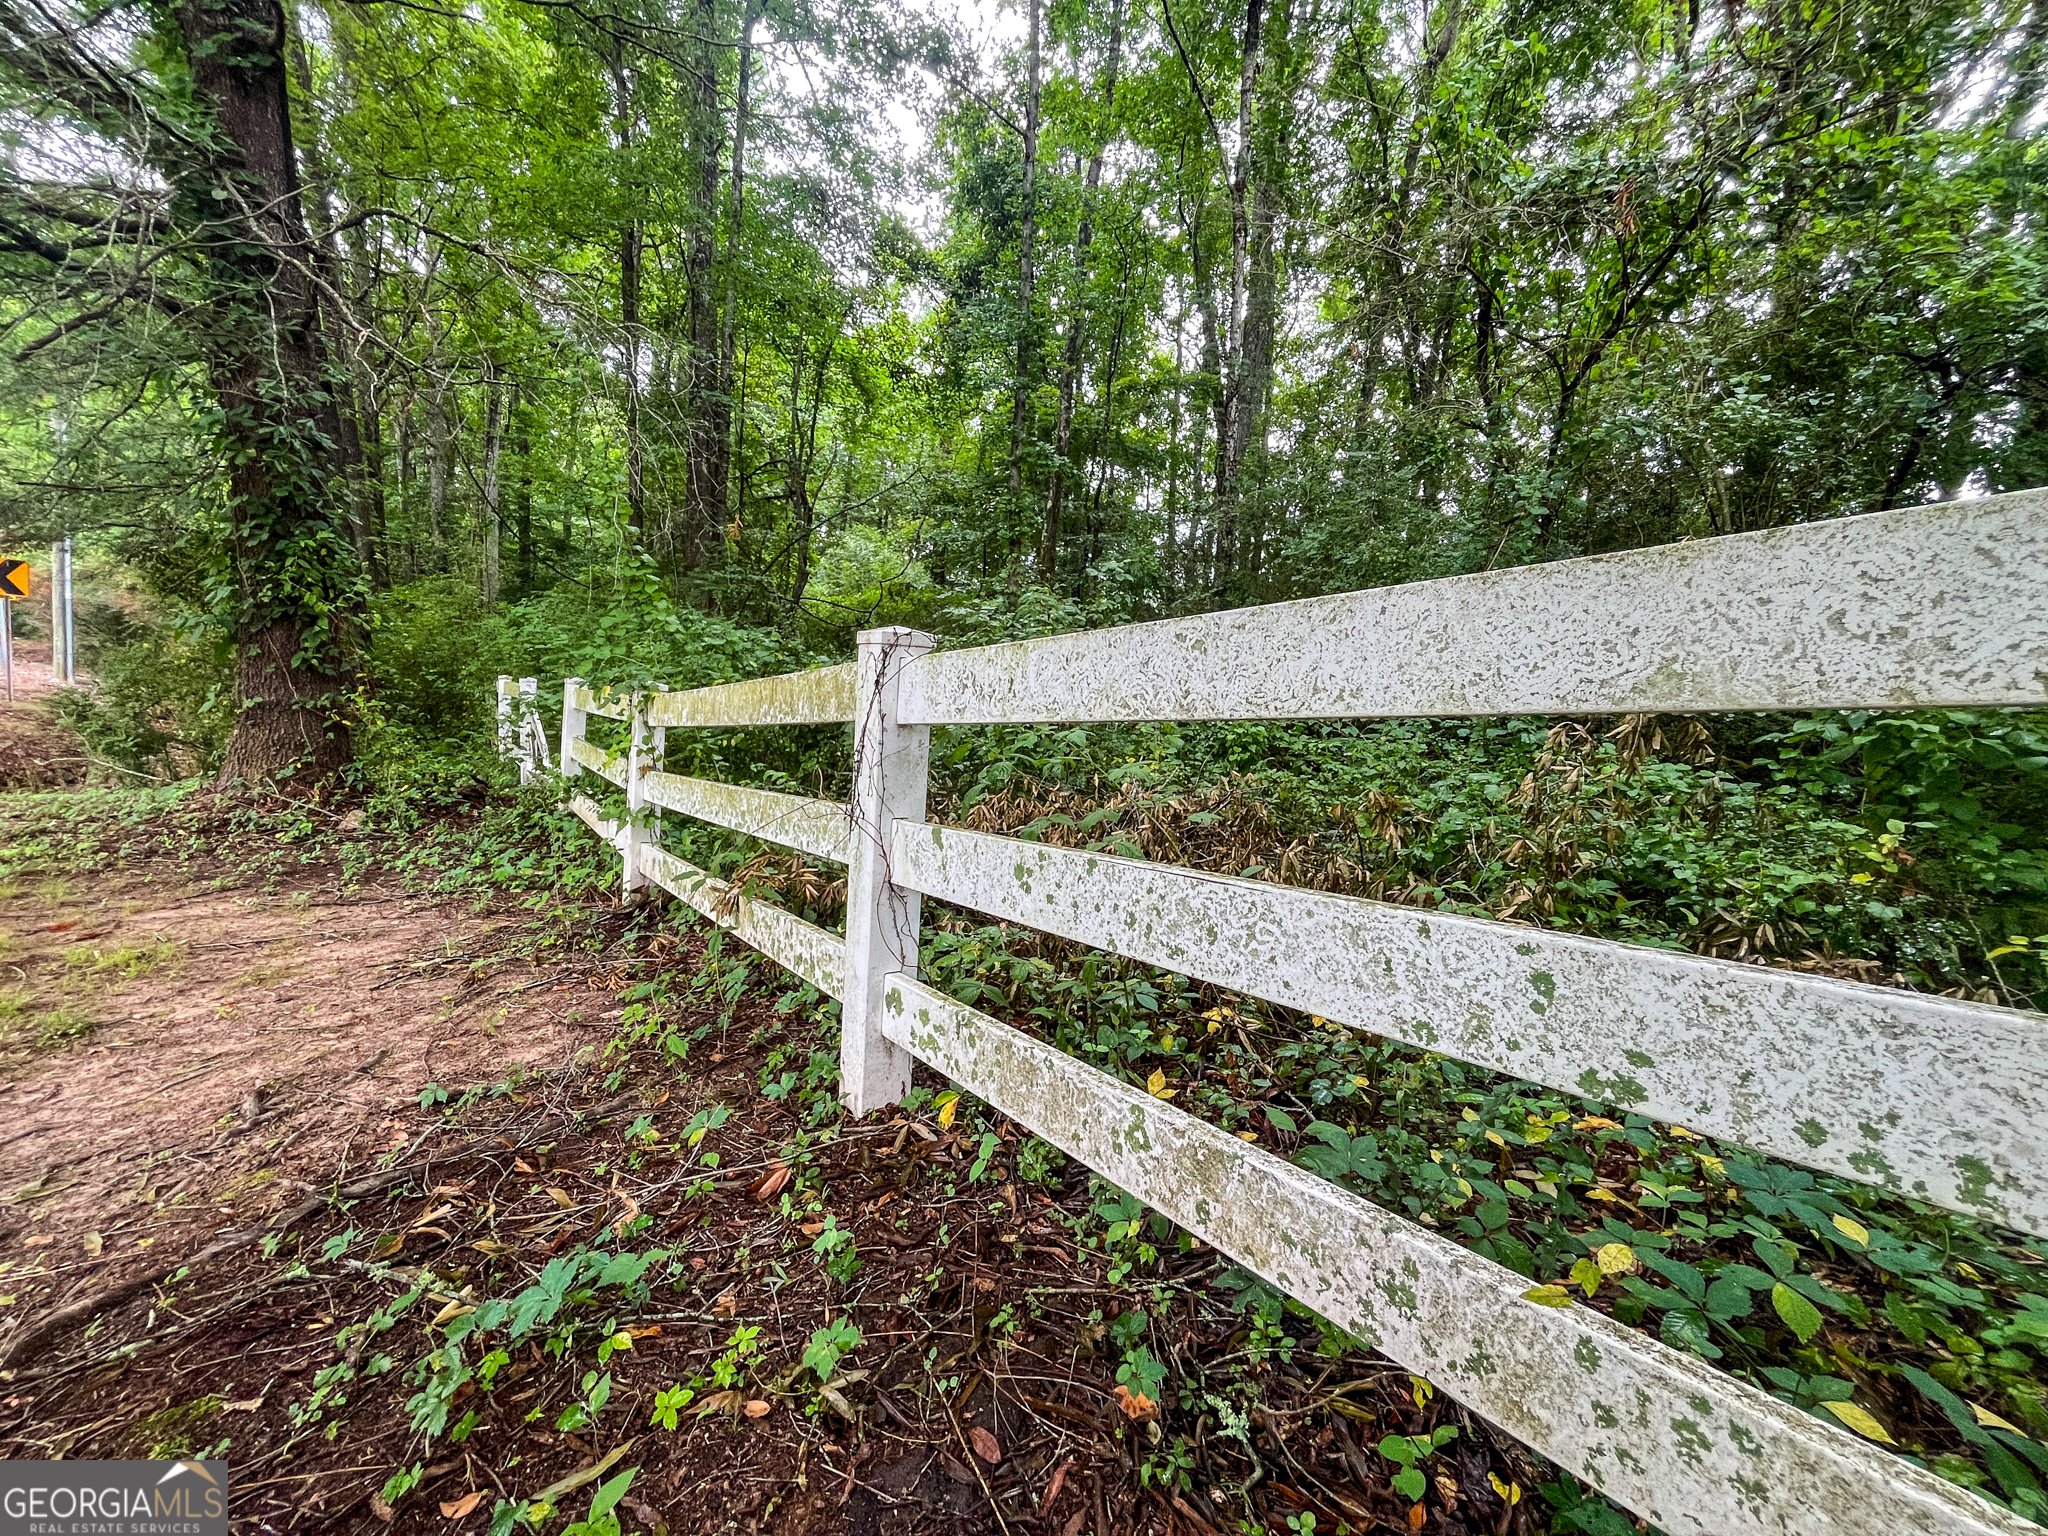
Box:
[0,917,1553,1536]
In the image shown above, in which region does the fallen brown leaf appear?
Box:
[439,1491,484,1520]
[743,1399,771,1418]
[969,1426,1002,1464]
[695,1390,744,1416]
[1043,1460,1070,1509]
[711,1289,739,1317]
[748,1164,792,1202]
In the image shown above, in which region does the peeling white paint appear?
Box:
[645,662,857,728]
[640,771,852,864]
[637,843,845,999]
[879,975,2037,1536]
[898,493,2048,724]
[840,628,932,1117]
[892,823,2048,1237]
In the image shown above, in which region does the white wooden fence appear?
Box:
[499,490,2048,1536]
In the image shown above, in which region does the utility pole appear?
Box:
[51,537,74,684]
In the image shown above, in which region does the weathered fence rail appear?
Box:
[499,489,2048,1536]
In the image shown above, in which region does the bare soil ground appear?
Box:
[0,803,1545,1536]
[0,639,88,790]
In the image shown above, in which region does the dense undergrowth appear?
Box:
[33,576,2048,1530]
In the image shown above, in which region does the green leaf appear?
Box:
[1772,1282,1824,1343]
[1392,1467,1427,1501]
[586,1466,637,1523]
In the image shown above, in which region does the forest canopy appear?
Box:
[2,0,2041,709]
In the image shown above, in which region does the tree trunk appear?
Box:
[1009,0,1042,518]
[609,50,646,536]
[718,1,755,506]
[1041,0,1123,585]
[515,407,533,595]
[427,375,452,571]
[683,0,729,569]
[480,363,506,609]
[171,0,359,785]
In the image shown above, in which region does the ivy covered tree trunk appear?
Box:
[174,0,361,784]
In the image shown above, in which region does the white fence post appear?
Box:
[622,698,653,901]
[516,676,546,781]
[496,675,515,763]
[841,626,933,1116]
[560,677,587,784]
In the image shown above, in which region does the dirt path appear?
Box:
[0,860,590,1332]
[0,802,1542,1536]
[0,638,87,789]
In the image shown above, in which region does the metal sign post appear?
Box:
[0,561,27,706]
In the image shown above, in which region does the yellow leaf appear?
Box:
[1584,1188,1620,1202]
[1146,1069,1176,1101]
[1521,1284,1573,1308]
[1460,1108,1479,1123]
[1236,1130,1260,1142]
[1408,1376,1433,1410]
[1596,1242,1636,1275]
[1696,1153,1725,1175]
[1353,1075,1371,1089]
[1485,1131,1506,1148]
[1973,1404,2026,1435]
[1574,1117,1621,1132]
[1488,1474,1521,1507]
[1570,1258,1603,1297]
[1831,1214,1870,1248]
[936,1093,959,1129]
[1666,1125,1697,1140]
[1820,1401,1896,1444]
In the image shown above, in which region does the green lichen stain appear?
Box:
[1574,1337,1601,1374]
[1794,1118,1829,1149]
[1953,1154,2002,1213]
[1592,1401,1620,1430]
[1195,1198,1212,1225]
[1576,1068,1649,1107]
[1417,919,1432,939]
[929,824,945,847]
[1847,1148,1898,1185]
[1671,1417,1712,1468]
[1515,942,1536,957]
[1378,1276,1419,1317]
[1454,1344,1498,1379]
[1012,862,1034,895]
[1730,1471,1772,1512]
[1623,1049,1654,1069]
[1528,971,1556,1015]
[1728,1422,1763,1459]
[1613,1445,1644,1476]
[1114,1104,1153,1155]
[1859,1120,1888,1142]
